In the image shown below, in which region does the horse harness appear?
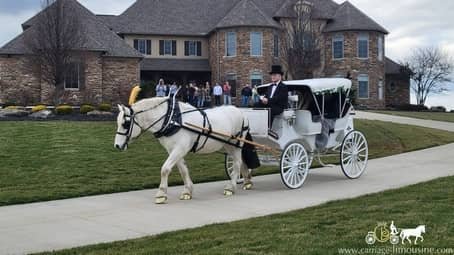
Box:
[118,98,249,153]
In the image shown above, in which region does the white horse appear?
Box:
[114,97,253,204]
[400,225,425,245]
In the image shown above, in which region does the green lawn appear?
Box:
[37,176,454,255]
[373,111,454,123]
[1,120,454,206]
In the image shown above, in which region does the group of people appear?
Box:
[155,79,259,108]
[154,64,287,127]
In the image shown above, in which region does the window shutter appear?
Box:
[133,39,139,50]
[172,40,177,56]
[197,41,202,56]
[184,41,189,56]
[146,40,151,55]
[159,40,164,55]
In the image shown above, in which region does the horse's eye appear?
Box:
[122,120,131,130]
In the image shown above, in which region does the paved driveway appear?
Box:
[355,111,454,132]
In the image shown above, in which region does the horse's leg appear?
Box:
[176,159,193,200]
[241,162,253,190]
[224,148,241,196]
[155,150,184,204]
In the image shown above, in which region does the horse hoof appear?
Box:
[180,193,192,200]
[155,196,168,204]
[224,190,234,196]
[243,183,253,190]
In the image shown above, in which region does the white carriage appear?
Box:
[225,78,369,189]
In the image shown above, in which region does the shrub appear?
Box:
[55,105,73,115]
[430,106,447,112]
[393,104,429,112]
[2,102,17,108]
[5,106,18,110]
[98,103,112,112]
[32,105,47,113]
[80,105,95,114]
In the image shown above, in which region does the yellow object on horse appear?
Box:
[128,85,142,106]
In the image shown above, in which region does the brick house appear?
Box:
[0,0,410,108]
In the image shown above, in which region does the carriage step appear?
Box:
[268,130,279,140]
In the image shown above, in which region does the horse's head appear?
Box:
[114,104,141,151]
[420,225,426,233]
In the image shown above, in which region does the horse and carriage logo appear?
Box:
[365,221,426,245]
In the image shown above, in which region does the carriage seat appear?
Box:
[295,110,322,135]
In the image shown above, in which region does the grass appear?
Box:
[36,176,454,255]
[1,120,454,206]
[373,110,454,123]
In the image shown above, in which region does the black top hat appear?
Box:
[269,65,284,75]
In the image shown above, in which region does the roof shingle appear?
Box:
[1,0,142,58]
[324,1,388,34]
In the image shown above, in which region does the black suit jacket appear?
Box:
[265,81,288,117]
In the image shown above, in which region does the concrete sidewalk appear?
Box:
[1,143,454,255]
[355,111,454,132]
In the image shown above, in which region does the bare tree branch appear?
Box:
[23,0,86,105]
[280,0,321,80]
[401,46,453,106]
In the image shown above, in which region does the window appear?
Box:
[64,62,82,90]
[357,34,369,59]
[358,74,369,99]
[184,41,202,56]
[250,32,262,56]
[159,40,177,56]
[250,72,263,86]
[133,39,151,55]
[225,32,236,57]
[378,36,384,61]
[332,34,344,59]
[274,34,279,57]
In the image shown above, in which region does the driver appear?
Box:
[260,65,288,127]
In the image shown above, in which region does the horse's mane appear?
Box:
[132,97,196,113]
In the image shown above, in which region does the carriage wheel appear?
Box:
[280,142,310,189]
[340,130,369,179]
[224,154,245,184]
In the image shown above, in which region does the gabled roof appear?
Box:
[114,0,240,35]
[274,0,339,19]
[385,57,404,74]
[1,0,142,58]
[215,0,280,29]
[324,1,388,34]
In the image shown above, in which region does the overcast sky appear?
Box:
[0,0,453,109]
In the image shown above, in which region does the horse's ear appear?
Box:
[117,104,123,112]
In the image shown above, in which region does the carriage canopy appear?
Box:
[258,78,352,94]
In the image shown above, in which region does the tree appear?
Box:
[281,0,321,80]
[24,0,86,105]
[401,46,453,106]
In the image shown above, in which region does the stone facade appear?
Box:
[207,25,391,109]
[0,53,140,106]
[386,73,410,107]
[322,31,386,109]
[209,27,278,102]
[0,56,41,105]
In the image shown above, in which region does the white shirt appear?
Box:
[270,80,281,98]
[213,85,223,96]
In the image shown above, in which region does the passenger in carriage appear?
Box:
[259,65,288,128]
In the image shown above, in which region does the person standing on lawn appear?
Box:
[156,79,167,97]
[241,84,252,107]
[169,82,178,98]
[223,81,232,105]
[252,85,260,104]
[213,83,223,106]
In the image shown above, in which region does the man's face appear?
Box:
[271,73,282,83]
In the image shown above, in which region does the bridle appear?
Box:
[116,99,169,149]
